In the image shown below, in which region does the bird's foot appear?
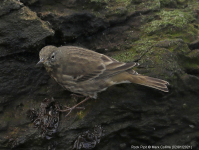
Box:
[57,97,90,117]
[57,106,85,117]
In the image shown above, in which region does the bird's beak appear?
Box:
[37,58,44,65]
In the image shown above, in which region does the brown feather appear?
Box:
[107,72,169,92]
[128,74,169,92]
[96,62,138,79]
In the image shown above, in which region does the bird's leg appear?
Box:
[57,97,90,117]
[71,93,85,100]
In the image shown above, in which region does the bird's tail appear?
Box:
[128,74,169,92]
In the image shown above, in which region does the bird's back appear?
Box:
[56,46,105,79]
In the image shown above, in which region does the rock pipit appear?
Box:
[37,46,169,116]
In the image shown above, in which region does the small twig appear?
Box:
[133,45,154,62]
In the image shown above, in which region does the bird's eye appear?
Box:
[51,53,55,60]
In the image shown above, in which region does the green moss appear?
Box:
[145,24,199,43]
[141,14,156,24]
[91,0,131,7]
[105,0,131,17]
[183,61,198,69]
[143,9,195,35]
[177,0,186,3]
[187,0,199,14]
[112,38,156,62]
[77,110,86,119]
[142,47,180,80]
[139,0,160,11]
[159,0,188,8]
[112,50,137,62]
[169,40,189,54]
[116,0,131,5]
[91,0,109,3]
[187,49,199,58]
[154,38,190,57]
[91,0,131,18]
[181,50,199,70]
[160,0,178,8]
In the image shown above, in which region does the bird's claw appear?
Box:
[57,97,89,117]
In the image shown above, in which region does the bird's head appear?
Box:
[37,46,59,68]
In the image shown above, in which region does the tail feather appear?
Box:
[107,72,169,92]
[128,74,169,92]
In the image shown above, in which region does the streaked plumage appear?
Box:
[38,46,169,115]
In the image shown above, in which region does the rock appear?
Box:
[0,1,54,57]
[1,0,199,149]
[0,0,23,16]
[20,0,39,5]
[39,11,108,45]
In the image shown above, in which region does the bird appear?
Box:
[37,46,169,116]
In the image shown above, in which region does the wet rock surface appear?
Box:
[0,0,199,149]
[27,98,60,140]
[73,125,105,149]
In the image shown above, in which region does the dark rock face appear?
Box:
[0,1,54,57]
[1,0,199,149]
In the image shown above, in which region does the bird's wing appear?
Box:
[60,46,137,82]
[95,55,138,79]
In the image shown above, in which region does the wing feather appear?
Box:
[95,54,138,79]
